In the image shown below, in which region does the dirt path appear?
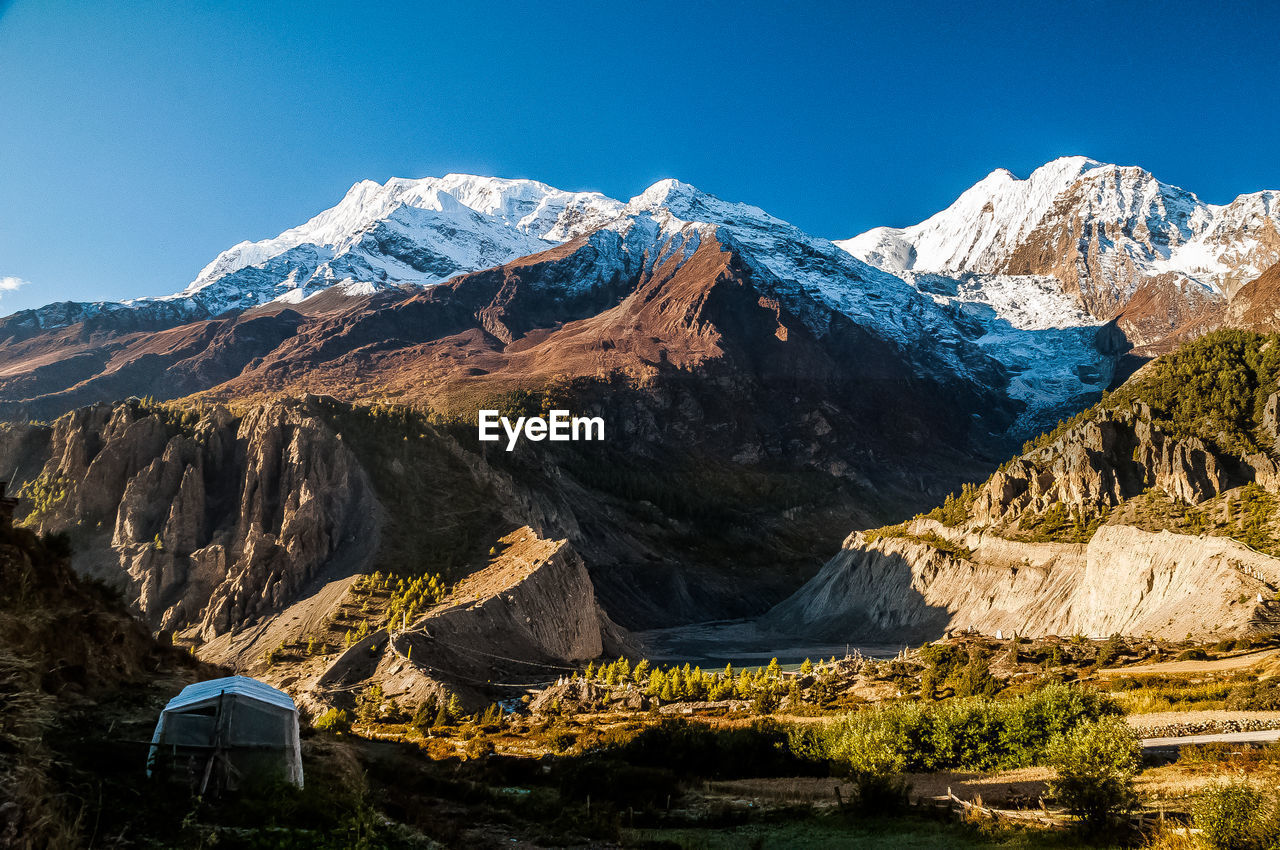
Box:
[1100,647,1280,676]
[1142,728,1280,749]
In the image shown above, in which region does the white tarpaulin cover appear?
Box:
[147,676,303,788]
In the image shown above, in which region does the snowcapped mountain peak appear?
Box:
[837,155,1280,352]
[1030,154,1102,180]
[180,173,627,311]
[628,178,698,211]
[838,156,1107,276]
[626,179,788,232]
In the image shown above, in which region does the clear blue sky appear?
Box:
[2,0,1278,315]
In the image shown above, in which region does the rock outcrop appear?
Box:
[763,518,1280,641]
[767,355,1280,642]
[971,401,1256,525]
[2,396,378,641]
[312,527,630,711]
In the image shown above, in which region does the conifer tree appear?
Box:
[633,659,651,683]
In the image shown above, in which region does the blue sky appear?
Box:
[2,0,1278,315]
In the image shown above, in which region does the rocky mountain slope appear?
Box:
[2,386,954,665]
[0,173,1118,435]
[0,178,1094,648]
[0,397,379,641]
[6,161,1280,668]
[840,157,1280,350]
[765,330,1280,641]
[0,495,209,846]
[303,527,629,712]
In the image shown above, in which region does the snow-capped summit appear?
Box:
[838,156,1104,274]
[625,178,788,231]
[839,158,1280,322]
[2,168,1129,436]
[181,174,626,312]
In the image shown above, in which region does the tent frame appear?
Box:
[147,676,304,791]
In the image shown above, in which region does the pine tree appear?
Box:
[633,659,651,683]
[800,658,814,676]
[357,683,384,724]
[690,667,706,700]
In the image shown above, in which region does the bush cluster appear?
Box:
[1193,781,1280,850]
[1045,717,1140,830]
[788,683,1120,773]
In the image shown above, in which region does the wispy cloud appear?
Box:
[0,276,31,298]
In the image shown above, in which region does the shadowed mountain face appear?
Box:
[0,229,1036,641]
[767,331,1280,642]
[15,163,1280,651]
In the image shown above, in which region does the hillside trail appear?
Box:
[1098,647,1280,677]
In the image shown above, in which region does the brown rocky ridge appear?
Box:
[765,331,1280,642]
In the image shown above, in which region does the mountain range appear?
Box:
[5,156,1280,695]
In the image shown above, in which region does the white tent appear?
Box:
[147,676,303,790]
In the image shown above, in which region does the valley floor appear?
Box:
[634,618,904,667]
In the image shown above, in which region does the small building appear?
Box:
[147,676,303,790]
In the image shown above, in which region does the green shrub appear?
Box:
[1226,680,1280,711]
[751,686,781,715]
[1192,781,1280,850]
[791,683,1119,774]
[838,708,911,812]
[1095,634,1124,668]
[1177,648,1210,661]
[313,708,352,734]
[1045,717,1140,830]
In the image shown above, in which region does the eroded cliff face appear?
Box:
[0,389,864,667]
[763,518,1280,641]
[970,401,1260,525]
[310,527,630,712]
[765,381,1280,641]
[2,397,379,641]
